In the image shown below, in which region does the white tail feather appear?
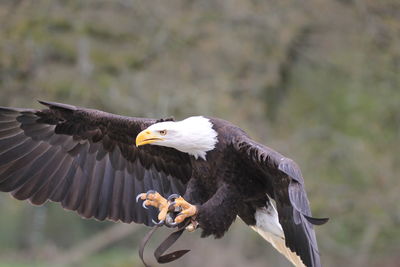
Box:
[250,205,305,267]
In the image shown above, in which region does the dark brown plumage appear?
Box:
[0,101,328,267]
[0,101,190,225]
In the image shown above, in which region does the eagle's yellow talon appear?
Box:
[137,191,169,221]
[138,192,197,226]
[158,206,169,221]
[170,196,197,224]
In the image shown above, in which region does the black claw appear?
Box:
[165,213,174,225]
[168,202,182,212]
[152,219,165,226]
[168,202,176,211]
[146,190,157,195]
[167,194,180,202]
[136,193,144,203]
[167,221,179,227]
[136,190,157,203]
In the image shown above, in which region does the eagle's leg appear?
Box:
[136,191,169,223]
[195,183,240,238]
[168,195,198,224]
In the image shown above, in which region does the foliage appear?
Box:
[0,0,399,266]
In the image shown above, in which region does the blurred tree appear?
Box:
[0,0,399,266]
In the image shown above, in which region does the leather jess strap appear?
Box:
[139,222,191,267]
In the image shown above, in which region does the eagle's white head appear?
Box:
[135,116,218,160]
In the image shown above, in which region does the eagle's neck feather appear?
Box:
[173,116,218,160]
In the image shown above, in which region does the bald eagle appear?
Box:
[0,101,328,267]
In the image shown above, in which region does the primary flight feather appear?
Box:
[0,101,328,267]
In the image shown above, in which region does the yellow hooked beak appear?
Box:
[136,130,164,147]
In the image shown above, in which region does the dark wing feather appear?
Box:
[0,101,191,226]
[234,136,328,267]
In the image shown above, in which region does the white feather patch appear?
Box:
[147,116,218,160]
[250,203,305,267]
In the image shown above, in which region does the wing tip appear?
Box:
[304,215,329,226]
[38,100,77,111]
[0,106,37,116]
[0,107,17,115]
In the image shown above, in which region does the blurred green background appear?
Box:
[0,0,400,266]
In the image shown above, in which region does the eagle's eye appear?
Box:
[159,130,167,136]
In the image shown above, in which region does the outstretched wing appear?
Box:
[0,101,192,226]
[233,135,328,267]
